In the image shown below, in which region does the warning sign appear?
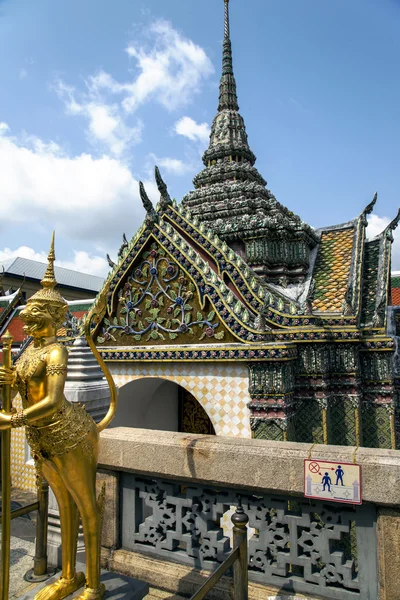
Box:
[304,459,362,504]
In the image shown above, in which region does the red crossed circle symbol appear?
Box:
[309,462,320,474]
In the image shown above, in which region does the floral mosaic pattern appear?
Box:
[97,242,226,345]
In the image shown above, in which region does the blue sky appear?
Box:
[0,0,399,276]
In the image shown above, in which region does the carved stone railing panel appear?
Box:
[120,474,378,600]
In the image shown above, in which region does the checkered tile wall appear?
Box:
[109,362,252,438]
[10,394,36,491]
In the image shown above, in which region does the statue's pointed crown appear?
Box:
[29,232,67,306]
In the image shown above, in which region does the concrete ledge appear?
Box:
[99,428,400,506]
[102,548,321,600]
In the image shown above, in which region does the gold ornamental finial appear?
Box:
[1,329,13,350]
[41,231,56,289]
[28,231,67,313]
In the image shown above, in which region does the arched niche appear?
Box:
[110,377,215,434]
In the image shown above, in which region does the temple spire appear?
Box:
[218,0,239,112]
[181,1,318,286]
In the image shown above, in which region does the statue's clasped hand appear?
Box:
[0,366,15,387]
[0,366,15,430]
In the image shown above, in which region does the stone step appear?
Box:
[17,565,149,599]
[67,356,103,366]
[68,353,100,360]
[68,351,98,359]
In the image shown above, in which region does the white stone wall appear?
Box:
[109,361,252,438]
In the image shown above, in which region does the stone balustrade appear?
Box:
[99,427,400,506]
[96,428,400,600]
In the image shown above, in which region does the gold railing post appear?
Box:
[1,330,13,600]
[33,479,49,577]
[24,476,55,583]
[231,497,249,600]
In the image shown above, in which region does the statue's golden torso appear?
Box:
[15,342,66,414]
[15,341,96,467]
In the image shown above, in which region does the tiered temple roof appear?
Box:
[181,0,318,285]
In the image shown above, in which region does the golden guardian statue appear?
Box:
[0,233,117,600]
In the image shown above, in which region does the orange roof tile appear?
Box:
[7,315,26,343]
[312,228,354,312]
[72,311,87,319]
[392,287,400,306]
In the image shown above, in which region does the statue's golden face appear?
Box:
[20,301,55,337]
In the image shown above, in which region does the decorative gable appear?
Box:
[95,239,233,347]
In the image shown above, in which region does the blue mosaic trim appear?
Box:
[99,345,297,362]
[361,339,395,351]
[276,330,361,342]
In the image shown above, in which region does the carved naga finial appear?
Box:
[106,254,116,269]
[365,192,377,215]
[118,233,128,258]
[155,166,172,211]
[140,181,158,225]
[385,207,400,241]
[361,192,377,226]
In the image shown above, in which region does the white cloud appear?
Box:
[55,20,213,157]
[366,214,390,239]
[0,246,108,278]
[0,123,158,245]
[174,116,210,144]
[56,81,143,158]
[367,213,400,270]
[0,122,10,135]
[59,251,108,277]
[148,152,192,176]
[123,20,214,112]
[0,246,48,264]
[19,68,28,80]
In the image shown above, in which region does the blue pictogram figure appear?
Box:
[322,472,332,492]
[335,465,345,486]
